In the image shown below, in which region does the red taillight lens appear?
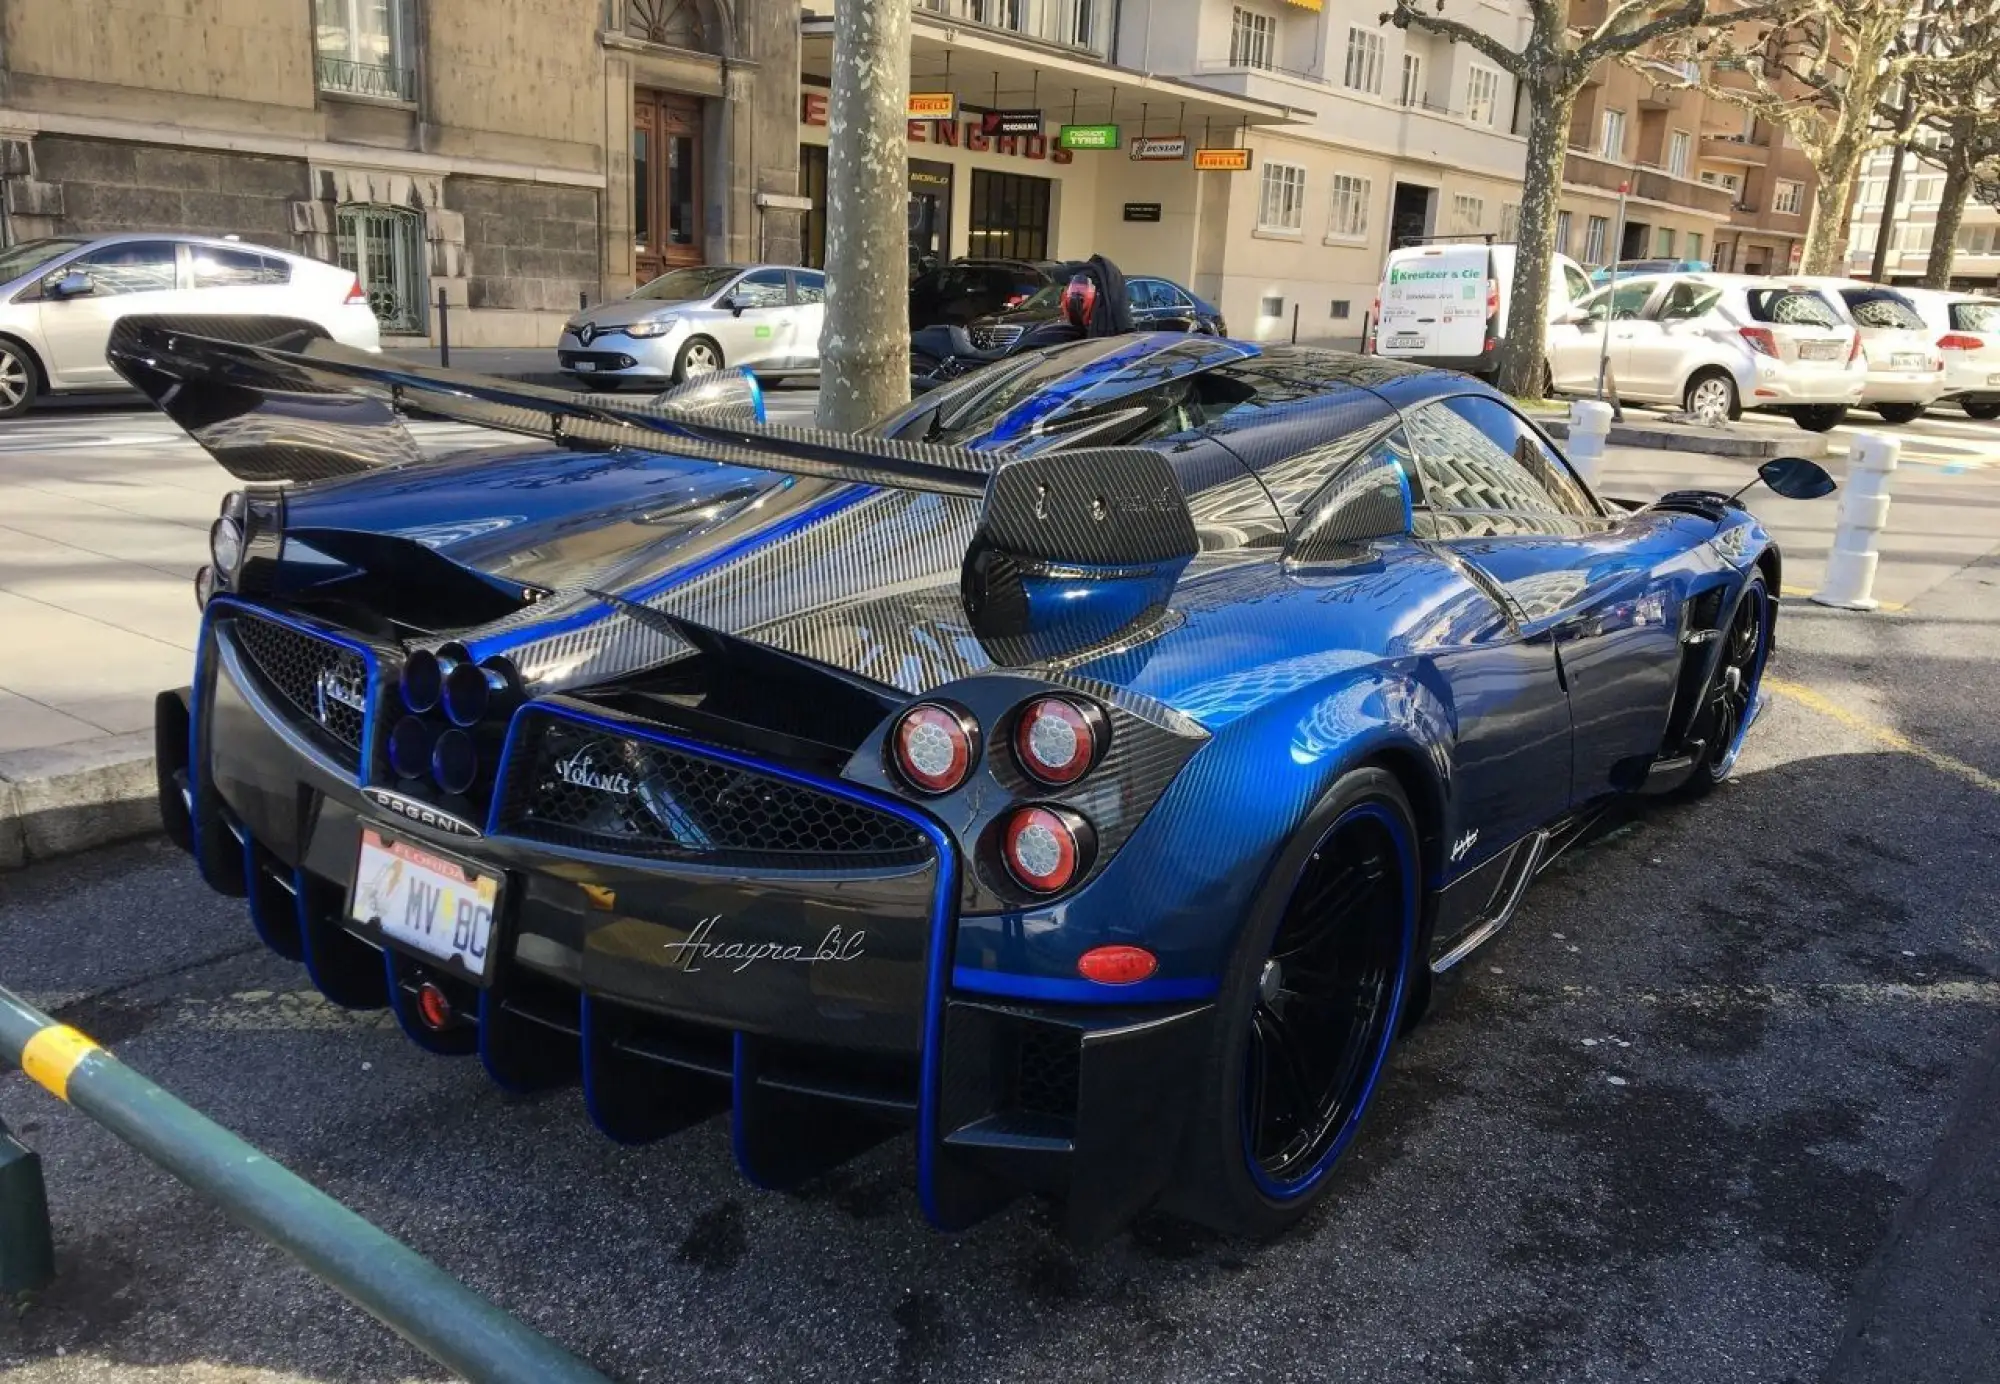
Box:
[1077,945,1158,985]
[1012,696,1103,786]
[891,702,979,794]
[1739,326,1780,357]
[1486,278,1500,317]
[1847,333,1862,363]
[345,276,366,305]
[1939,333,1984,351]
[1002,805,1091,894]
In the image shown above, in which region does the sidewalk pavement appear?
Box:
[0,393,1991,867]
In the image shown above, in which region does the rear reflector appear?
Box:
[1077,945,1159,985]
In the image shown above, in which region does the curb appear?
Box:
[0,733,160,871]
[1537,416,1832,459]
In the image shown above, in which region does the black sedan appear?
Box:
[908,257,1062,330]
[912,271,1225,373]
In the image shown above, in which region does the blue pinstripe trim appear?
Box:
[948,966,1219,1004]
[489,702,961,1223]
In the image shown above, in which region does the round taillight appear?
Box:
[1077,945,1158,985]
[1012,696,1103,786]
[415,981,453,1030]
[891,702,980,794]
[1002,805,1091,894]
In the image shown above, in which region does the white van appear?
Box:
[1370,241,1593,377]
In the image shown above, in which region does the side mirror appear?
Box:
[720,295,744,316]
[46,270,93,300]
[1758,456,1837,500]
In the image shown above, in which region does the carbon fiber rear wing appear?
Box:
[104,316,1199,620]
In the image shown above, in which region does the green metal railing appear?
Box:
[316,56,417,102]
[0,983,612,1383]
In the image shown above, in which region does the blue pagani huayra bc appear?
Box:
[113,316,1831,1245]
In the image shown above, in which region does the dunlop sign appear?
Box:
[1129,136,1189,161]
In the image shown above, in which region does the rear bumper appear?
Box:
[157,613,1215,1243]
[1859,370,1946,405]
[1746,369,1866,406]
[1939,358,2000,400]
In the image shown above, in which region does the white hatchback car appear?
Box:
[1547,274,1865,431]
[1889,286,2000,419]
[0,234,383,417]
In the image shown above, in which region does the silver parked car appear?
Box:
[557,264,826,389]
[0,233,382,417]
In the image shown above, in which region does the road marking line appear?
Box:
[1766,676,2000,796]
[21,1023,102,1101]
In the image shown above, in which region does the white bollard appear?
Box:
[1567,399,1613,488]
[1811,431,1900,611]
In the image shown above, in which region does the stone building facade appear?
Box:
[0,0,801,346]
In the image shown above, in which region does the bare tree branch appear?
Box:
[1382,2,1526,73]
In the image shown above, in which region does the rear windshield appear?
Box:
[1949,300,2000,332]
[1843,292,1924,331]
[1747,289,1841,328]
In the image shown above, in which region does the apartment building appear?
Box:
[0,0,802,346]
[1843,142,1998,290]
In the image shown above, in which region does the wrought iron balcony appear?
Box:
[317,56,416,103]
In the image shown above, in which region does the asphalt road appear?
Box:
[0,408,1996,1384]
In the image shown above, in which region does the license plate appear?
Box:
[573,361,596,372]
[1893,353,1927,370]
[1987,373,2000,386]
[1390,335,1424,349]
[1799,341,1842,361]
[348,827,501,983]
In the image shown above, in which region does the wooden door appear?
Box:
[634,89,704,284]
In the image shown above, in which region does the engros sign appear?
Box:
[800,91,1075,164]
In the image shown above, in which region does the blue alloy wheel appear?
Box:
[1241,801,1412,1196]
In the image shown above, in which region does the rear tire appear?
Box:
[1165,768,1420,1238]
[1683,369,1739,427]
[1873,402,1925,424]
[0,340,40,419]
[1792,404,1848,433]
[1962,399,2000,420]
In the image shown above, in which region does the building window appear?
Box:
[1331,299,1351,318]
[799,143,828,268]
[1600,109,1626,159]
[969,169,1051,260]
[1451,193,1485,233]
[1773,179,1803,215]
[1500,203,1520,240]
[1344,28,1384,94]
[1554,209,1572,254]
[1327,174,1370,240]
[335,204,426,334]
[1912,176,1942,204]
[1656,226,1675,257]
[1667,130,1691,177]
[1260,295,1286,317]
[1230,7,1276,70]
[1686,230,1703,263]
[1400,52,1425,107]
[1258,162,1307,231]
[1466,65,1500,126]
[315,0,417,101]
[1896,223,1934,253]
[1584,214,1610,263]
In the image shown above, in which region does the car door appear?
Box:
[1405,395,1685,807]
[1624,279,1722,397]
[709,268,793,368]
[789,269,826,371]
[36,239,187,386]
[1127,278,1165,324]
[1547,279,1657,396]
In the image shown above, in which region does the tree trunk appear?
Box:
[1496,85,1577,399]
[1799,141,1864,276]
[1926,128,1976,289]
[816,0,911,430]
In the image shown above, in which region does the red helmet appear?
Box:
[1060,274,1098,329]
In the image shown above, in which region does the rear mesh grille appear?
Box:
[230,613,369,769]
[497,714,930,866]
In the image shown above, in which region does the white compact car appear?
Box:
[1372,240,1594,377]
[557,264,827,389]
[1789,277,1944,423]
[1890,286,2000,419]
[0,234,383,417]
[1546,274,1865,431]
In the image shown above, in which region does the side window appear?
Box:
[1655,282,1720,322]
[1404,397,1597,535]
[1128,279,1161,310]
[791,270,826,304]
[731,269,788,308]
[1593,280,1654,321]
[1287,427,1416,561]
[75,241,178,295]
[191,246,289,288]
[1562,263,1593,302]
